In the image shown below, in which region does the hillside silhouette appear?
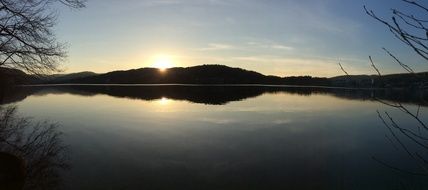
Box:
[1,64,428,88]
[62,65,329,86]
[46,71,97,83]
[0,67,39,86]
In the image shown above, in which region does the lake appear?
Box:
[0,85,427,190]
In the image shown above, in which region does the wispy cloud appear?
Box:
[194,41,294,52]
[229,55,370,76]
[62,0,393,75]
[270,45,294,50]
[247,41,294,51]
[196,43,236,51]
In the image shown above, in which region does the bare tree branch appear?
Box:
[0,0,85,75]
[365,2,428,63]
[338,62,350,76]
[382,48,415,73]
[369,56,382,76]
[366,0,428,178]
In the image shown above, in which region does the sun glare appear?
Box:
[153,55,173,71]
[158,97,170,105]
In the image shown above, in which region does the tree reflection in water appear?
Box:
[0,105,69,190]
[375,99,428,176]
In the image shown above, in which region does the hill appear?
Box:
[1,65,428,88]
[64,65,329,85]
[0,67,40,86]
[43,71,98,83]
[0,68,98,85]
[330,72,428,88]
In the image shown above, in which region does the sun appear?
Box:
[152,55,174,71]
[158,97,170,105]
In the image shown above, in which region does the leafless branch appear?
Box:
[382,48,415,73]
[365,2,428,63]
[366,0,428,178]
[0,0,85,75]
[338,62,350,76]
[369,56,382,76]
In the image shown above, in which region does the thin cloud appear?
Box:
[270,45,294,50]
[196,43,236,51]
[247,41,294,51]
[229,55,369,76]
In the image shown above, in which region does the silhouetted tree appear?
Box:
[0,0,85,75]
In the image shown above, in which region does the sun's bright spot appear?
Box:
[152,55,174,71]
[158,97,171,105]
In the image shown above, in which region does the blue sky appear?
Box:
[55,0,428,77]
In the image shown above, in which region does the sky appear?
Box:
[54,0,428,77]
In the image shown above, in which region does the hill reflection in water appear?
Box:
[1,85,428,189]
[1,85,427,106]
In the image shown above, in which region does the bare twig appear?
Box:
[369,56,382,76]
[366,0,428,178]
[338,62,350,76]
[382,48,415,73]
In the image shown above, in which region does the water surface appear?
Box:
[1,85,427,190]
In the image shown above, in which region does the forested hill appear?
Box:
[57,65,329,85]
[0,67,39,86]
[1,65,428,88]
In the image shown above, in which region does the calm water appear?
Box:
[1,85,428,190]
